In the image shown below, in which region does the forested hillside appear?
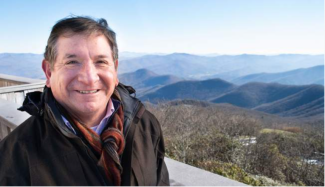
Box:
[147,101,324,186]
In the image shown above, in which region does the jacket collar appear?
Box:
[115,83,143,136]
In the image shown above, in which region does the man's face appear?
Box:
[42,33,118,122]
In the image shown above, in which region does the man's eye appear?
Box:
[66,60,78,65]
[97,60,108,64]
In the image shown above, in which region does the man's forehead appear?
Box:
[56,34,113,59]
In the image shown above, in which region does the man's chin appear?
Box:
[75,103,105,114]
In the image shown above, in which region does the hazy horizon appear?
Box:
[0,52,323,56]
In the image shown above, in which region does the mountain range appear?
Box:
[140,79,324,119]
[118,68,182,96]
[140,78,235,101]
[0,53,323,81]
[0,52,323,122]
[0,53,44,79]
[118,53,324,79]
[233,65,324,85]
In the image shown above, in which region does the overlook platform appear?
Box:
[0,77,247,186]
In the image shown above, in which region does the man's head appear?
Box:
[44,16,118,69]
[42,16,119,126]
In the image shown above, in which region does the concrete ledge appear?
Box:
[165,158,247,186]
[0,99,30,139]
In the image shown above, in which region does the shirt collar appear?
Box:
[90,99,115,134]
[61,98,119,135]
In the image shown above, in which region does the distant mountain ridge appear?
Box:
[119,53,324,79]
[140,78,235,102]
[211,82,312,108]
[140,79,324,119]
[0,53,45,79]
[233,65,324,85]
[253,85,324,118]
[118,68,183,96]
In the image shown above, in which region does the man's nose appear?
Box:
[78,61,99,85]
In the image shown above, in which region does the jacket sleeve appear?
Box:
[151,112,170,186]
[156,130,170,186]
[130,109,170,186]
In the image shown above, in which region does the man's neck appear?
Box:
[70,107,107,128]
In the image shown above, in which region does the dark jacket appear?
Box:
[0,84,169,186]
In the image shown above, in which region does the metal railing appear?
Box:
[0,81,45,105]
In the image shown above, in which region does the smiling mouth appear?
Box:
[77,90,99,94]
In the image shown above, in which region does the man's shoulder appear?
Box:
[137,108,162,137]
[141,109,159,124]
[117,83,162,135]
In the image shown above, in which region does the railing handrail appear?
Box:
[0,81,45,94]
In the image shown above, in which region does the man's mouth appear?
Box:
[77,90,99,94]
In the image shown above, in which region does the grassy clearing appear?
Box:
[260,128,294,135]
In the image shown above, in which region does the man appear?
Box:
[0,16,169,186]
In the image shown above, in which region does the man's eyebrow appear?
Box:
[96,55,110,58]
[64,54,77,59]
[62,54,111,59]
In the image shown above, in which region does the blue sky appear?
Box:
[0,0,323,55]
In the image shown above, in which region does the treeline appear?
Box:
[147,101,324,186]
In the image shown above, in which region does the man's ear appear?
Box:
[42,59,52,87]
[115,59,119,70]
[115,59,119,86]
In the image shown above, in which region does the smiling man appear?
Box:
[0,16,169,186]
[44,33,117,128]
